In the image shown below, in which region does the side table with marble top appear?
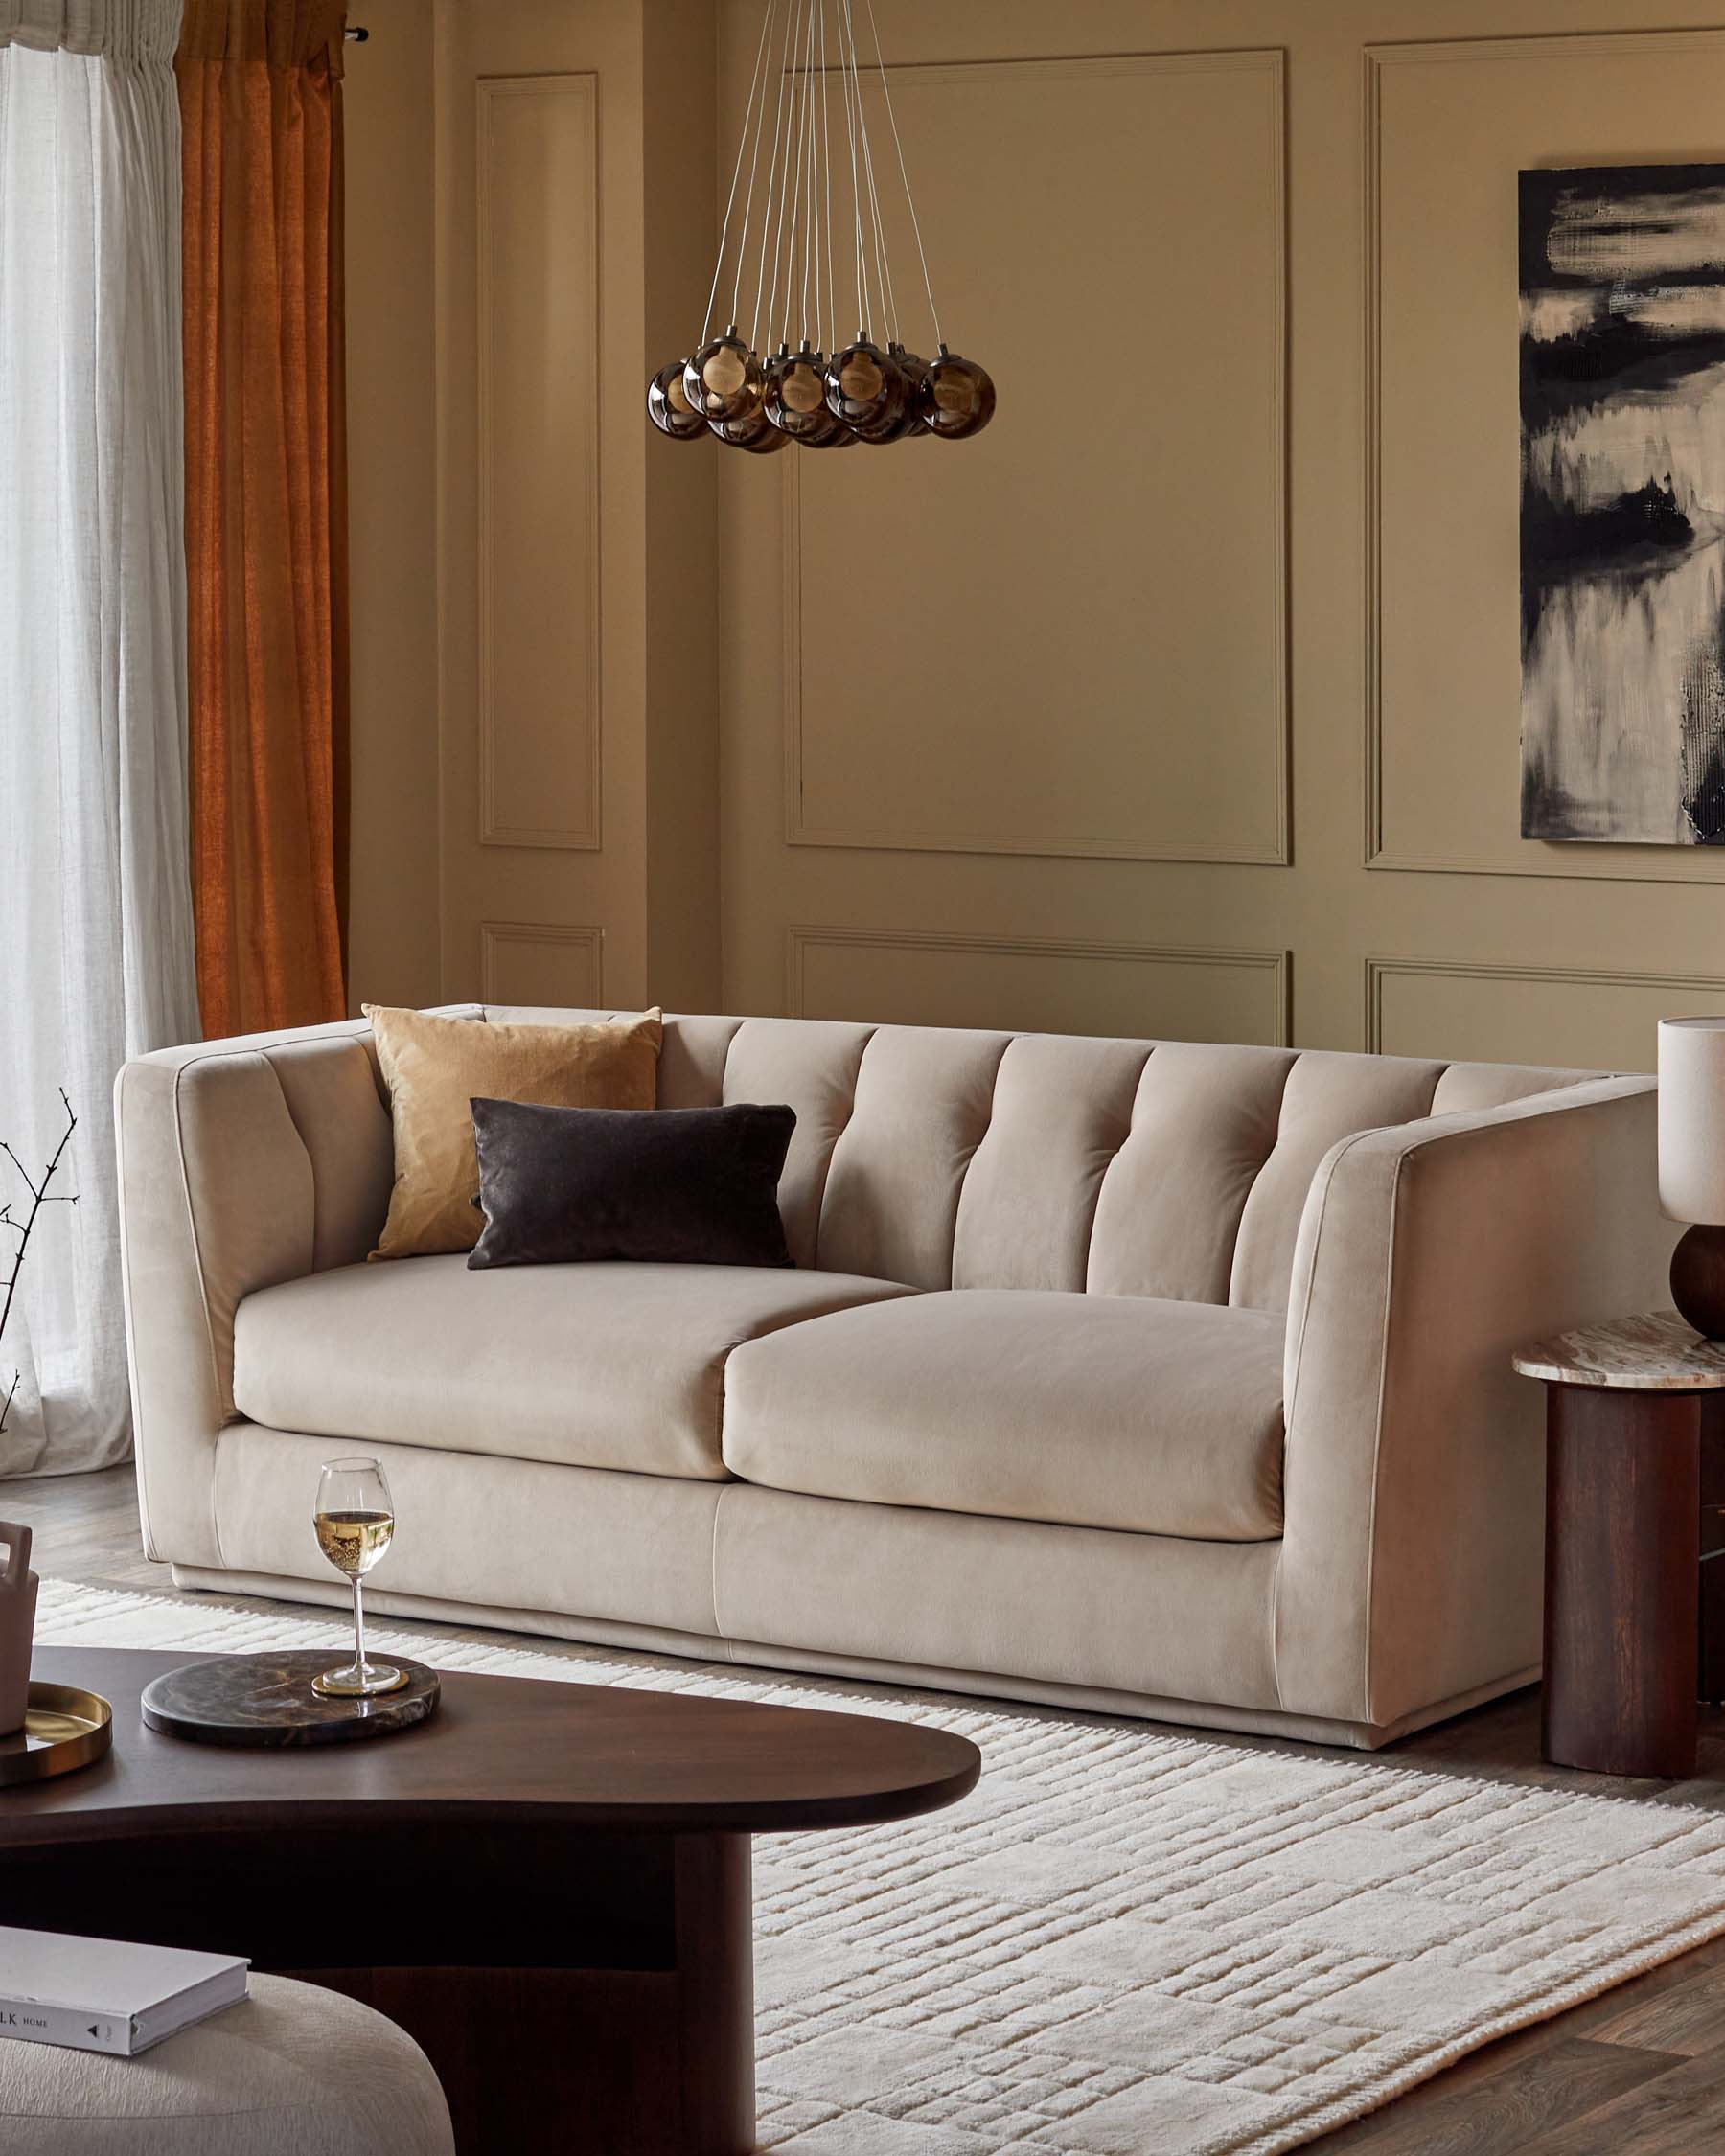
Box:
[1513,1311,1725,1778]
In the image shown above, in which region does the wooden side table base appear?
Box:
[1541,1385,1700,1779]
[1514,1315,1725,1779]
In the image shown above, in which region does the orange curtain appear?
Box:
[177,0,350,1038]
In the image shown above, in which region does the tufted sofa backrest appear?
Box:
[481,1007,1599,1317]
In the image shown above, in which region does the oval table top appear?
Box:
[0,1646,980,1847]
[1511,1309,1725,1392]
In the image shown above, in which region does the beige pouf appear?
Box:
[0,1973,455,2154]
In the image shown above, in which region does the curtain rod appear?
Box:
[345,25,368,39]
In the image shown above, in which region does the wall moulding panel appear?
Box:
[788,927,1290,1046]
[479,921,605,1006]
[1365,29,1725,886]
[476,73,602,852]
[784,48,1287,869]
[1366,956,1725,1072]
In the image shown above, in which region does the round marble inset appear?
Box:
[140,1651,441,1750]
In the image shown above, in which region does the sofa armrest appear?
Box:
[115,1021,394,1566]
[1275,1075,1670,1732]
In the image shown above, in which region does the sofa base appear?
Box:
[166,1563,1536,1753]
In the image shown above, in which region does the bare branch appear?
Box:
[35,1095,77,1194]
[0,1144,40,1204]
[0,1091,80,1369]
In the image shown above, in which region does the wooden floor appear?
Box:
[16,1461,1725,2152]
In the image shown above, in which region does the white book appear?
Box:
[0,1928,249,2056]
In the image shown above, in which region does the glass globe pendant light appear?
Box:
[764,342,846,444]
[917,344,997,441]
[647,357,706,440]
[823,336,907,436]
[882,342,929,439]
[710,408,793,453]
[644,0,995,457]
[684,328,763,424]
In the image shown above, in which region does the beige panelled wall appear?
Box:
[343,0,718,1018]
[344,0,440,1011]
[343,1,1725,1068]
[789,929,1290,1047]
[717,0,1725,1070]
[788,53,1285,870]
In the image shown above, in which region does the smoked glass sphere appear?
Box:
[765,345,844,444]
[647,357,705,440]
[879,345,930,440]
[918,346,996,440]
[850,408,905,445]
[708,407,791,453]
[847,346,927,444]
[823,336,908,434]
[684,329,763,424]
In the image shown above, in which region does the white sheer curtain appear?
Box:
[0,0,198,1476]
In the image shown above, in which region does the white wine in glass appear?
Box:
[311,1456,404,1698]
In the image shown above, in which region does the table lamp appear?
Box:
[1658,1016,1725,1339]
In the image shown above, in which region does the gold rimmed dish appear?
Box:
[0,1681,113,1786]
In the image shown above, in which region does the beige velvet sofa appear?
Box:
[115,1007,1672,1750]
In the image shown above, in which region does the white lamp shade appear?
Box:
[1658,1017,1725,1224]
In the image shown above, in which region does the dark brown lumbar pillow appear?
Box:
[468,1098,797,1270]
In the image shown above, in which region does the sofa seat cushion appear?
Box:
[234,1256,916,1481]
[724,1289,1286,1539]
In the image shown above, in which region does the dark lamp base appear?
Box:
[1671,1222,1725,1341]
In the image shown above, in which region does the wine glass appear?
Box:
[311,1456,404,1698]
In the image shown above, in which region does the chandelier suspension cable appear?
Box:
[798,4,818,348]
[788,2,818,349]
[767,0,813,354]
[841,0,898,347]
[862,67,900,345]
[837,2,870,333]
[767,4,798,351]
[748,0,802,348]
[760,0,796,351]
[702,0,778,344]
[819,0,837,354]
[731,0,785,333]
[794,1,823,340]
[863,0,941,350]
[804,1,823,346]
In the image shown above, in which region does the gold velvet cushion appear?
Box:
[363,1004,662,1259]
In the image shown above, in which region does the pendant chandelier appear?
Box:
[648,0,994,453]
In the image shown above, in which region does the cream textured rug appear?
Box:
[34,1578,1725,2155]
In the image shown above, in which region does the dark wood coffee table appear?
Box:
[1,1646,979,2155]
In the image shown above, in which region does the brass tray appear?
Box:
[0,1681,113,1787]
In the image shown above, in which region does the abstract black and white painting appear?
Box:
[1521,162,1725,844]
